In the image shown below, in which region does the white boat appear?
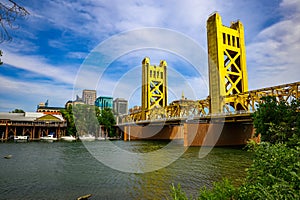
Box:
[40,134,58,141]
[96,136,106,141]
[79,134,95,141]
[61,135,77,141]
[14,135,29,142]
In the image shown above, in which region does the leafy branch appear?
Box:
[0,0,29,42]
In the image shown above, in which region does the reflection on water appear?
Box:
[84,139,188,173]
[0,141,252,199]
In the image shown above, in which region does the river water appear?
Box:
[0,140,252,200]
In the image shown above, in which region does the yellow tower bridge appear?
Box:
[141,57,168,120]
[122,12,299,124]
[119,13,299,146]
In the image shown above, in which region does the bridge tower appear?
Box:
[141,57,168,120]
[207,12,248,114]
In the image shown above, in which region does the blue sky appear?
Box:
[0,0,299,112]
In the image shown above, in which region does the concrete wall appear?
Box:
[122,121,255,146]
[123,124,184,140]
[184,122,255,146]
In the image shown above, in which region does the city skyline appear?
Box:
[1,0,299,112]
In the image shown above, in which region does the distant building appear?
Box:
[65,95,85,108]
[0,112,66,140]
[37,100,64,115]
[65,89,96,108]
[95,96,113,110]
[38,99,49,108]
[169,92,195,105]
[82,89,97,105]
[113,98,128,115]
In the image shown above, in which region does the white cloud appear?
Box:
[0,99,26,112]
[67,51,88,59]
[280,0,300,19]
[247,0,300,89]
[48,39,67,49]
[20,1,219,44]
[3,36,39,54]
[72,27,209,109]
[0,75,73,111]
[1,0,299,111]
[2,49,77,85]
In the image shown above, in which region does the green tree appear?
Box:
[60,105,77,136]
[252,96,300,144]
[10,108,25,113]
[73,104,99,136]
[0,0,29,65]
[97,108,116,137]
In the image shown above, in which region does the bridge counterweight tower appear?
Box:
[207,13,248,114]
[141,57,168,120]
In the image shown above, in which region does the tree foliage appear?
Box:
[0,0,29,42]
[170,184,188,200]
[72,104,99,136]
[10,108,24,113]
[60,105,77,136]
[198,179,236,200]
[170,179,237,200]
[0,0,29,65]
[97,107,116,137]
[238,143,300,200]
[252,96,300,144]
[61,105,116,137]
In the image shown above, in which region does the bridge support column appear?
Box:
[184,122,255,146]
[121,120,256,146]
[5,122,8,140]
[122,124,184,141]
[124,126,129,141]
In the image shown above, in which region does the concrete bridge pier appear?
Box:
[184,122,255,146]
[123,123,184,141]
[121,121,256,147]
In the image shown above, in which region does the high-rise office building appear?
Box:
[95,96,113,110]
[82,89,97,105]
[113,98,128,115]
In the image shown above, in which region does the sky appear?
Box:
[0,0,299,112]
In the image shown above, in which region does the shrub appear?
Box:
[170,184,188,200]
[238,143,300,199]
[252,97,300,144]
[197,178,237,200]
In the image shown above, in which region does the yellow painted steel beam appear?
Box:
[223,81,300,113]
